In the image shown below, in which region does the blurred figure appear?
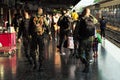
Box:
[71,9,79,21]
[74,8,96,73]
[51,13,60,41]
[17,9,32,65]
[43,14,52,41]
[100,16,107,39]
[71,9,79,30]
[29,7,48,70]
[57,9,70,55]
[92,38,99,58]
[12,9,23,32]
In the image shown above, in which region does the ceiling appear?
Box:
[20,0,81,9]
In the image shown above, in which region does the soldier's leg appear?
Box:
[30,37,37,69]
[37,36,45,70]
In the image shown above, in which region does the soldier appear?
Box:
[29,7,49,70]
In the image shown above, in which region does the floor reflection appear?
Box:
[54,50,61,73]
[0,54,17,80]
[0,39,120,80]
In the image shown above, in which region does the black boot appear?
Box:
[33,60,37,70]
[82,63,89,73]
[28,59,32,65]
[33,65,37,70]
[38,62,43,71]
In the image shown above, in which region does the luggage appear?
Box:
[63,36,74,49]
[67,36,74,49]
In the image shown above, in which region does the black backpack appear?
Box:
[78,17,95,38]
[85,17,95,36]
[58,16,70,29]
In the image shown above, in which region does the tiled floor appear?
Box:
[0,39,120,80]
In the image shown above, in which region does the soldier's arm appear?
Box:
[43,17,49,27]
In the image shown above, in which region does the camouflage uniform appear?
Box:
[29,14,48,70]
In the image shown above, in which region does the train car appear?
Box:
[100,0,120,27]
[86,0,120,27]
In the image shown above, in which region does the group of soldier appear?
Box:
[12,7,51,71]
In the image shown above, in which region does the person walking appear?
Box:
[29,7,49,70]
[12,9,23,32]
[57,9,70,55]
[71,9,79,30]
[17,9,32,65]
[74,8,96,73]
[71,9,79,22]
[100,16,107,39]
[92,38,99,58]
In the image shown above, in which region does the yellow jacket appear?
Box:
[71,12,79,21]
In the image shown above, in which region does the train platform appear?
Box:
[0,38,120,80]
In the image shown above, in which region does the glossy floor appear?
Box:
[0,39,120,80]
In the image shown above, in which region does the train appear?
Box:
[85,0,120,27]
